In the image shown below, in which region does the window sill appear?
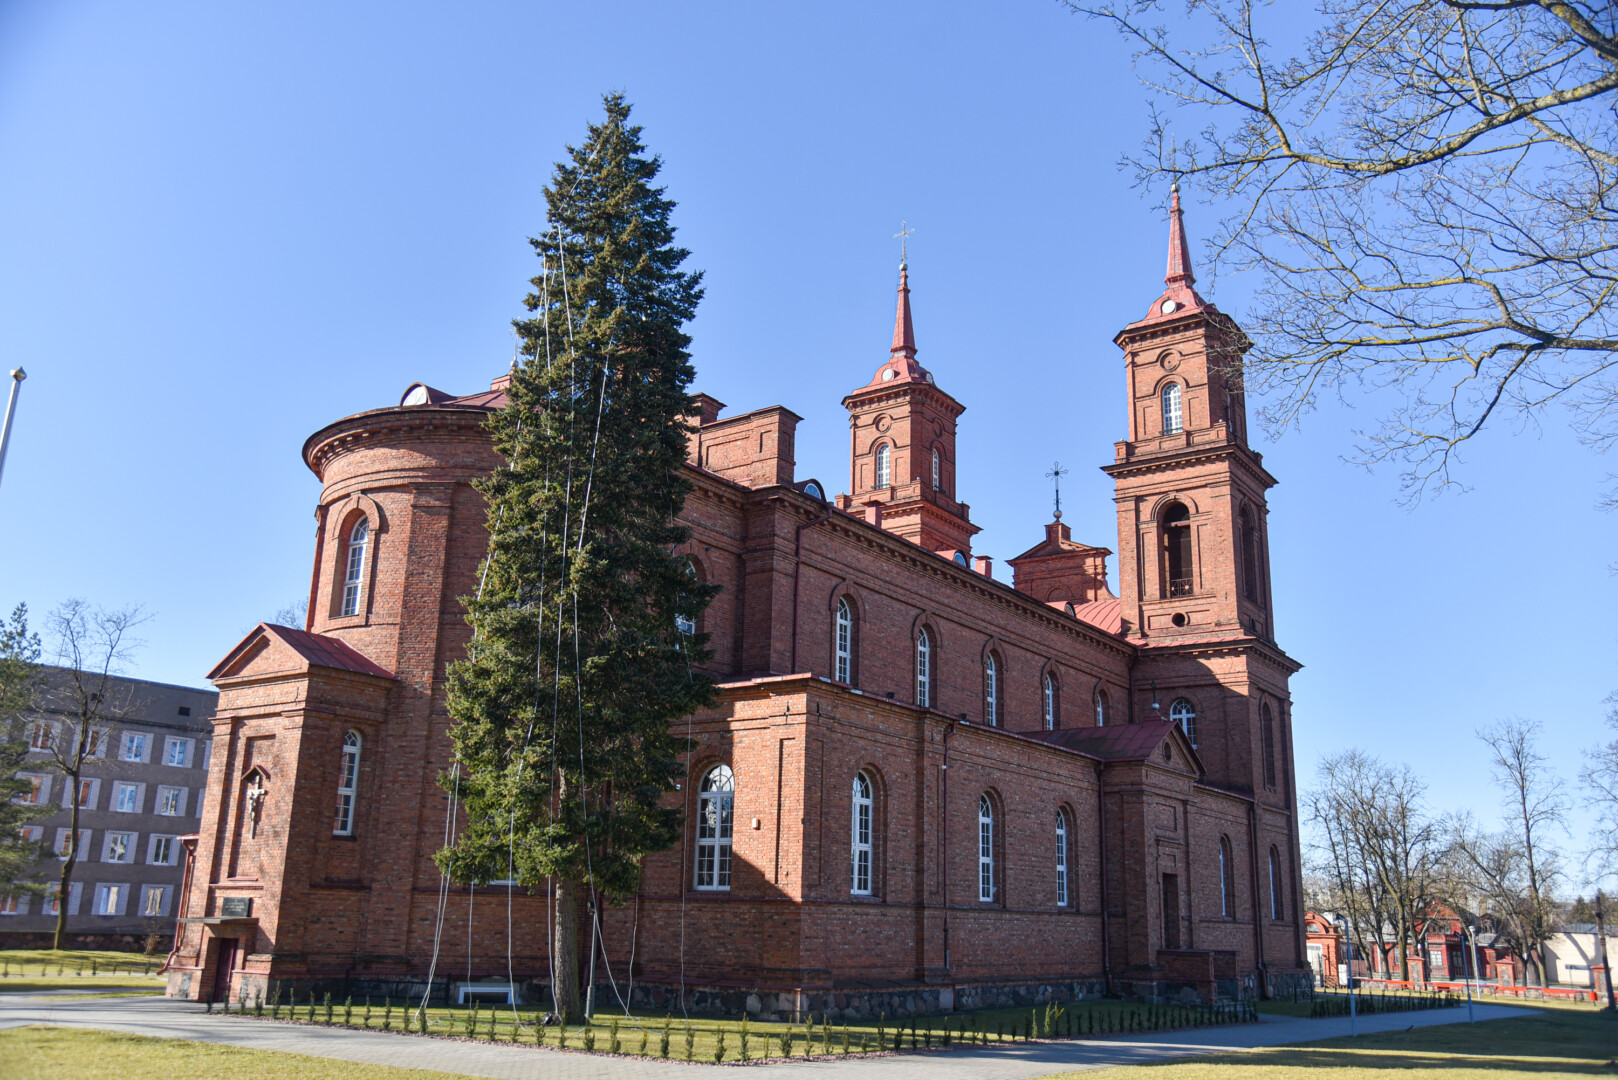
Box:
[685,890,732,899]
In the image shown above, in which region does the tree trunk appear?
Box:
[52,768,81,950]
[552,877,582,1020]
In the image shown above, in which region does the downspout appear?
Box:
[1094,762,1113,995]
[789,501,833,673]
[940,720,956,973]
[1247,800,1268,998]
[159,833,200,976]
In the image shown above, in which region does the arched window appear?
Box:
[931,447,942,491]
[1162,382,1183,434]
[1219,836,1234,917]
[333,731,360,836]
[834,598,853,684]
[1240,506,1261,603]
[1095,688,1108,727]
[984,653,999,726]
[977,794,996,903]
[874,443,891,489]
[1170,698,1197,747]
[1261,702,1278,789]
[1055,810,1070,907]
[1043,673,1059,730]
[851,772,873,896]
[916,628,932,709]
[1268,846,1284,921]
[694,765,734,891]
[1162,502,1192,598]
[341,520,369,617]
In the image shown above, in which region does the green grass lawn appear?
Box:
[1034,1002,1618,1080]
[0,948,166,991]
[3,1027,472,1080]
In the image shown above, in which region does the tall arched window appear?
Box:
[341,520,369,617]
[931,446,942,491]
[984,653,999,726]
[834,598,854,684]
[694,765,734,891]
[978,795,996,903]
[1219,836,1234,917]
[874,443,891,488]
[916,628,932,708]
[1043,673,1059,730]
[1095,688,1108,727]
[1162,382,1183,434]
[1268,846,1284,921]
[1240,506,1261,603]
[851,772,873,896]
[1261,702,1278,789]
[1162,502,1192,597]
[333,731,360,836]
[1055,810,1070,907]
[1170,698,1197,747]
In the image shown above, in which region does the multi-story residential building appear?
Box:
[5,666,216,949]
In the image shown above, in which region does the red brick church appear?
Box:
[166,193,1309,1014]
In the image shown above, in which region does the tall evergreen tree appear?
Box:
[440,94,715,1019]
[0,604,47,897]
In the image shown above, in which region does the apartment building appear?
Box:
[6,666,216,948]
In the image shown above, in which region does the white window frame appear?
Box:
[984,653,998,726]
[148,834,178,866]
[102,831,136,865]
[64,777,100,810]
[140,884,170,918]
[341,519,369,617]
[1043,673,1057,730]
[931,447,941,491]
[199,741,212,771]
[978,795,996,903]
[1055,811,1069,907]
[28,721,55,752]
[834,598,852,684]
[1170,698,1197,747]
[694,764,734,891]
[874,443,891,489]
[155,785,187,817]
[18,825,43,845]
[851,772,873,896]
[1162,382,1183,434]
[120,732,149,763]
[93,883,128,917]
[54,828,90,861]
[45,882,82,916]
[1095,689,1107,727]
[113,781,144,814]
[0,893,27,915]
[16,773,49,806]
[334,731,361,836]
[164,737,193,768]
[916,629,931,709]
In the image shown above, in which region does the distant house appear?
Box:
[1543,926,1618,991]
[5,666,216,950]
[1303,909,1522,987]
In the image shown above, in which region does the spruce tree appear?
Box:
[440,94,715,1020]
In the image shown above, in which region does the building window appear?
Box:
[674,611,696,637]
[149,835,177,866]
[1240,506,1261,603]
[54,828,89,860]
[984,653,999,726]
[1269,846,1284,921]
[978,795,996,903]
[120,733,148,763]
[1162,382,1183,434]
[1219,836,1234,917]
[0,894,24,915]
[694,764,734,891]
[85,729,108,758]
[1055,810,1070,907]
[18,774,48,806]
[141,885,168,917]
[1261,702,1278,789]
[1095,689,1108,727]
[113,782,142,814]
[164,737,193,768]
[102,832,135,864]
[1170,698,1197,747]
[333,731,361,836]
[341,519,369,617]
[92,883,126,916]
[916,628,932,709]
[931,447,941,491]
[1043,673,1059,730]
[28,722,54,751]
[851,771,873,896]
[155,786,186,817]
[66,778,99,810]
[834,598,853,684]
[1162,502,1192,598]
[874,443,891,489]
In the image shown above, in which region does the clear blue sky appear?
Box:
[2,2,1612,887]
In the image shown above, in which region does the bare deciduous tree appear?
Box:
[1306,749,1445,981]
[35,600,148,949]
[1583,693,1618,878]
[1071,0,1618,501]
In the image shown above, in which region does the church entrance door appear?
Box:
[212,938,238,1004]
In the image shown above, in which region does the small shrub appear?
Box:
[254,991,264,1017]
[638,1026,648,1055]
[343,996,353,1026]
[778,1026,791,1058]
[609,1017,621,1054]
[582,1018,595,1052]
[558,1016,569,1049]
[840,1024,849,1053]
[660,1015,671,1058]
[876,1012,886,1052]
[713,1028,726,1063]
[362,997,371,1028]
[683,1021,695,1060]
[323,992,333,1025]
[739,1016,750,1061]
[382,998,393,1031]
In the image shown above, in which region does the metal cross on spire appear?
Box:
[894,220,915,268]
[1045,461,1069,521]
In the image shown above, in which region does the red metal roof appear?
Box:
[261,624,395,679]
[1032,718,1176,761]
[1067,596,1123,636]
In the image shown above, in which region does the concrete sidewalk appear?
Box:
[0,993,1533,1080]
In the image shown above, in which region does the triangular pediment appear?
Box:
[208,624,395,684]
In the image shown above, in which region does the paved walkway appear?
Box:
[0,993,1533,1079]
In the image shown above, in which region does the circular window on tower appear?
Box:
[882,368,898,382]
[1171,612,1188,628]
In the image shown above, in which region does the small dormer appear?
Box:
[1008,519,1113,606]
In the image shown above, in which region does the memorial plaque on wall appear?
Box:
[220,897,252,918]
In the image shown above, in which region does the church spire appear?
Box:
[891,264,917,359]
[1165,180,1195,287]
